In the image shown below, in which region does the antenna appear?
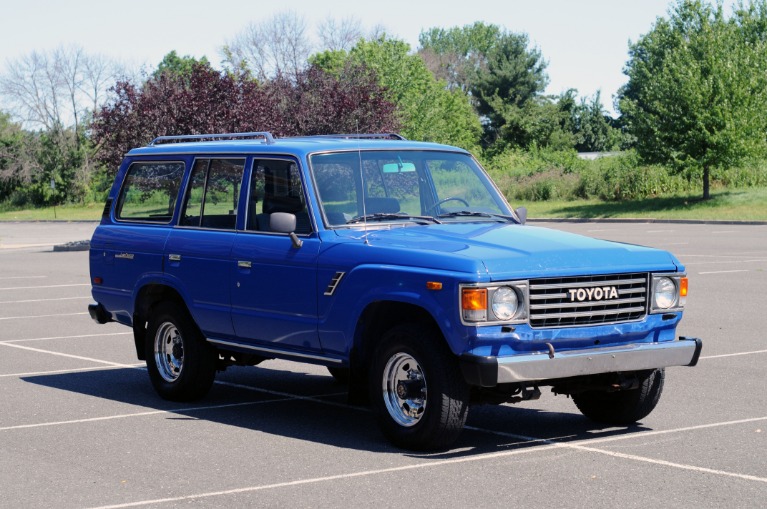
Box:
[356,122,369,244]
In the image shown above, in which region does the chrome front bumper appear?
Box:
[460,337,702,387]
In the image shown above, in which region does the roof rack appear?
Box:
[148,132,275,146]
[305,133,407,141]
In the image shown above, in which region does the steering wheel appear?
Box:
[427,196,470,214]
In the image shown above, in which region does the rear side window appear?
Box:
[116,162,185,222]
[181,158,246,229]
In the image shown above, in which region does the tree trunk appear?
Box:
[703,164,710,200]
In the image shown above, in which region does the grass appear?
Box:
[0,202,105,221]
[522,188,767,222]
[1,187,766,222]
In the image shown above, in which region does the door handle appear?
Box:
[238,260,252,269]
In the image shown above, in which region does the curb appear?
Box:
[53,240,91,252]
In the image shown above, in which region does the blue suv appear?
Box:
[88,132,702,450]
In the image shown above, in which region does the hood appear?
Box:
[331,223,682,280]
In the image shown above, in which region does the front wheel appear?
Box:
[145,302,216,402]
[370,323,469,451]
[572,369,665,425]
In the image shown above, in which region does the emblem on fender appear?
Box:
[568,286,619,302]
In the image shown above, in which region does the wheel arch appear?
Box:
[351,301,443,373]
[132,283,189,360]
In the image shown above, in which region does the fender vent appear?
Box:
[324,272,346,296]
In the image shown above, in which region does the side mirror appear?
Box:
[270,212,303,248]
[515,206,527,225]
[269,212,296,233]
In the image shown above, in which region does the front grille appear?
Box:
[528,273,648,328]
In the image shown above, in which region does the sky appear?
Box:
[0,0,736,116]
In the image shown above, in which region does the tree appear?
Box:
[318,16,364,52]
[0,45,123,131]
[313,36,482,150]
[419,23,551,149]
[91,62,399,173]
[223,10,312,80]
[418,22,502,94]
[618,0,767,199]
[471,33,549,146]
[153,51,211,80]
[570,91,623,152]
[0,112,36,204]
[273,62,399,135]
[0,46,124,205]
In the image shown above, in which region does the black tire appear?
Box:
[369,323,470,451]
[145,302,217,402]
[572,369,665,425]
[327,366,350,384]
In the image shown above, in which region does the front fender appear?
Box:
[317,264,471,356]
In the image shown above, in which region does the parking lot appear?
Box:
[1,220,765,508]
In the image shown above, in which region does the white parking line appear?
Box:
[0,399,291,432]
[698,269,750,275]
[0,296,91,304]
[0,312,89,321]
[87,417,767,509]
[0,276,46,280]
[0,283,90,291]
[4,340,766,507]
[701,349,767,359]
[1,332,132,344]
[0,364,143,378]
[0,342,132,367]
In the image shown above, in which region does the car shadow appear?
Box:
[22,363,654,457]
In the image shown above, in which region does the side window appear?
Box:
[181,158,245,229]
[246,159,311,234]
[116,162,185,223]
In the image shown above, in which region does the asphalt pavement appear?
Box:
[0,221,765,508]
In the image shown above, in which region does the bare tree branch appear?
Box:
[224,10,311,80]
[318,16,363,52]
[0,45,123,130]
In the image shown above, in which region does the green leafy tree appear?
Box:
[618,0,767,199]
[472,33,548,146]
[312,36,482,150]
[153,51,211,80]
[571,91,623,152]
[418,22,502,93]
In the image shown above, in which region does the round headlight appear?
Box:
[654,277,677,309]
[492,287,519,320]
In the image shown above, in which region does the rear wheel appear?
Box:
[572,369,665,425]
[370,323,469,451]
[145,302,216,402]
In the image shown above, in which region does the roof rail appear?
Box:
[148,132,275,146]
[306,133,407,141]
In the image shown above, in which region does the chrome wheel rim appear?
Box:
[154,322,183,382]
[382,352,427,427]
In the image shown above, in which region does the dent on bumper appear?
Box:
[460,337,703,387]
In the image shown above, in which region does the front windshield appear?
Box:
[310,150,511,227]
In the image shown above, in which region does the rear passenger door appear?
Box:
[230,158,322,352]
[165,157,245,339]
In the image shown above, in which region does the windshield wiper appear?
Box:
[437,211,517,222]
[347,212,442,225]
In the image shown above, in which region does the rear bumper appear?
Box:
[460,337,702,387]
